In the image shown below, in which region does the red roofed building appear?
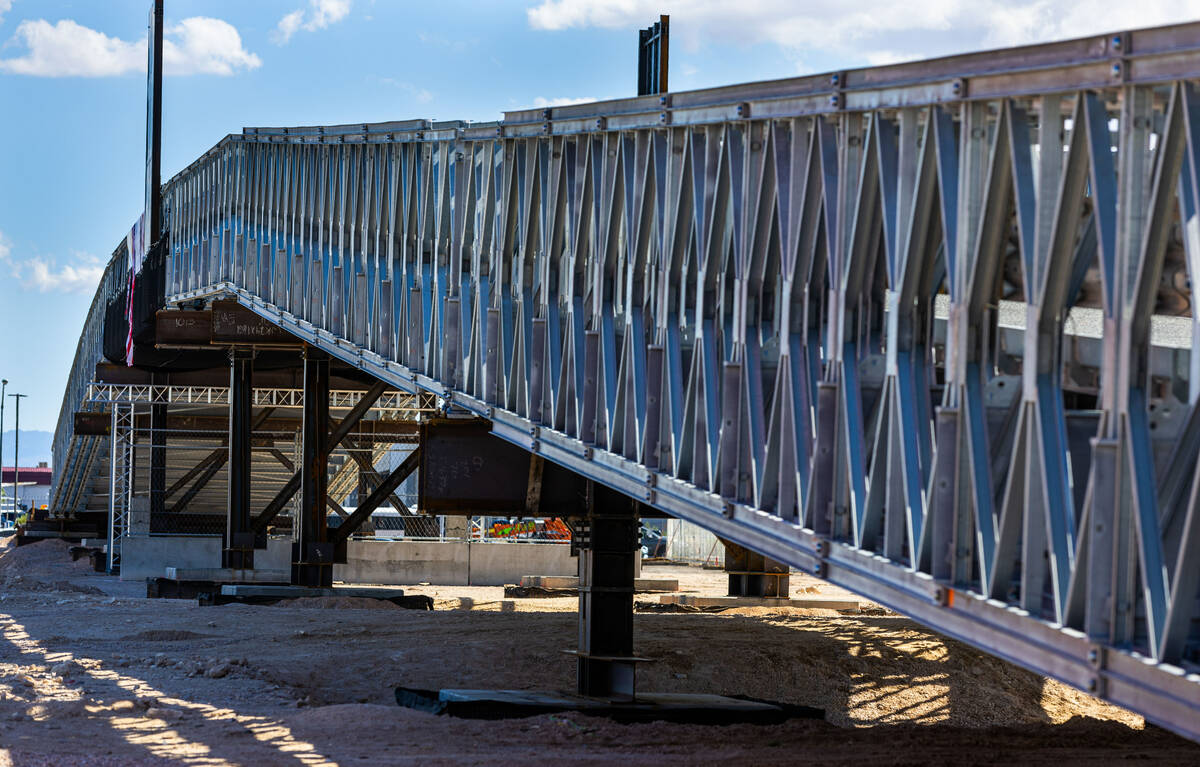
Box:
[1,463,52,509]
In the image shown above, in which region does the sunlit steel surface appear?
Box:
[54,22,1200,739]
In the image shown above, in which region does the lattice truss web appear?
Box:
[50,31,1200,738]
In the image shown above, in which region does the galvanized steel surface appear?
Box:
[55,21,1200,740]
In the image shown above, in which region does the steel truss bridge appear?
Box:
[50,22,1200,739]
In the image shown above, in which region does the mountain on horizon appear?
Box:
[1,430,53,468]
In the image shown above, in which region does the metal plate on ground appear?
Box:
[217,584,407,598]
[657,594,860,611]
[395,687,822,724]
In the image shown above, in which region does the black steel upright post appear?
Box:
[150,373,167,520]
[224,348,255,568]
[145,0,163,245]
[637,15,669,96]
[577,482,639,700]
[293,345,332,587]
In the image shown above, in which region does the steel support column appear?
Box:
[576,482,640,700]
[293,346,332,586]
[224,347,255,568]
[149,376,166,518]
[106,403,135,573]
[723,539,790,597]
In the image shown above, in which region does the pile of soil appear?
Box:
[0,538,97,594]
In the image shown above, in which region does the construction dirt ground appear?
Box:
[0,536,1198,765]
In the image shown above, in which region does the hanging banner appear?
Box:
[125,212,145,366]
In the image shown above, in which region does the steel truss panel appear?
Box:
[107,403,135,572]
[83,383,436,414]
[52,20,1200,743]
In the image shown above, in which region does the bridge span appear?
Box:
[50,21,1200,739]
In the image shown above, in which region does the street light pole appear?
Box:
[9,393,26,512]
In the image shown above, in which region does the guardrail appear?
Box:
[50,246,127,514]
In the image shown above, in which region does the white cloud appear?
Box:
[526,0,1200,67]
[273,0,351,44]
[0,16,260,77]
[379,77,434,104]
[0,1,12,26]
[0,235,104,294]
[530,96,597,108]
[19,255,105,294]
[0,19,142,76]
[165,17,262,76]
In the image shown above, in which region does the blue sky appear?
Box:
[1,0,1199,434]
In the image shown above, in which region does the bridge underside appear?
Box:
[51,21,1200,741]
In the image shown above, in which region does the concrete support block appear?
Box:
[120,535,222,581]
[259,537,293,572]
[333,540,578,586]
[128,497,151,536]
[468,542,576,585]
[335,541,471,586]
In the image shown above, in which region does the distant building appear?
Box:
[1,462,52,509]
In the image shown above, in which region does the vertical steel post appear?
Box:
[149,373,166,519]
[293,345,332,587]
[576,482,639,700]
[636,15,669,96]
[108,407,118,571]
[224,348,255,569]
[145,0,163,247]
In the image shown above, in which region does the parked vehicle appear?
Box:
[640,524,667,559]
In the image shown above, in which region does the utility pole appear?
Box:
[146,0,163,248]
[9,393,25,512]
[0,378,7,505]
[146,0,167,517]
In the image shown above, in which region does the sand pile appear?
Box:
[0,538,96,593]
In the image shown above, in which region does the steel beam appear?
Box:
[251,379,390,532]
[341,434,415,516]
[576,482,640,701]
[329,448,420,547]
[149,400,167,517]
[293,346,332,587]
[224,347,255,568]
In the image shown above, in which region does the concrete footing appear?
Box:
[120,536,291,581]
[335,541,582,586]
[122,536,590,587]
[517,575,678,592]
[164,567,289,583]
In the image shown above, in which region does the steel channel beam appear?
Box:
[185,285,1200,741]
